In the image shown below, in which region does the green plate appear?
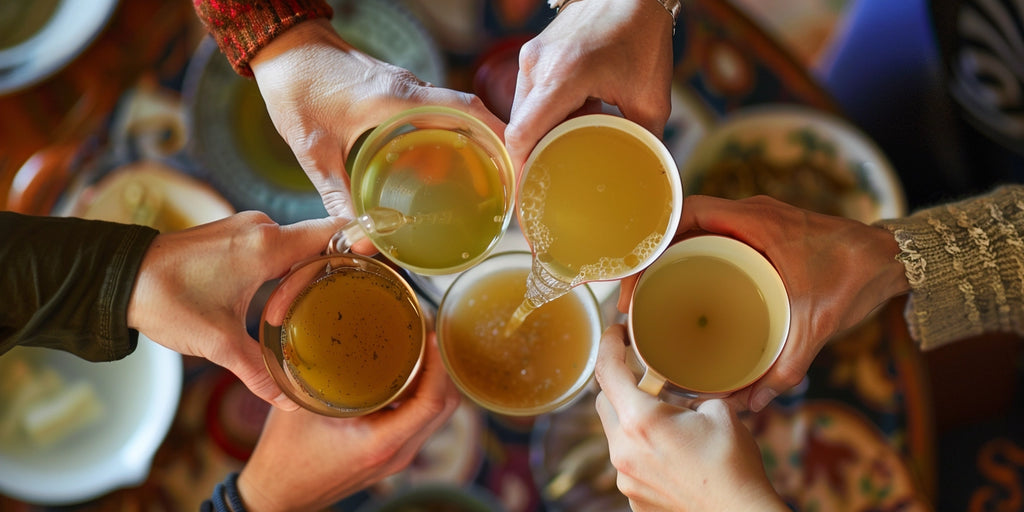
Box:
[182,0,445,223]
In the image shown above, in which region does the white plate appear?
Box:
[680,104,907,223]
[66,160,236,232]
[0,335,182,505]
[0,0,119,94]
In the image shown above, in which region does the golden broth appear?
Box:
[282,267,423,409]
[518,124,674,284]
[440,267,597,412]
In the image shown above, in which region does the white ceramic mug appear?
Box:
[627,235,790,401]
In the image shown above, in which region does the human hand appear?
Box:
[127,211,345,411]
[236,334,460,512]
[617,194,911,412]
[505,0,675,170]
[594,324,787,512]
[250,19,506,218]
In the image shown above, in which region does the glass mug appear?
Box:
[260,253,427,417]
[329,106,516,276]
[436,251,603,416]
[510,113,683,327]
[627,235,791,401]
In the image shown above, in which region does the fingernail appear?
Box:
[273,392,300,411]
[751,388,778,412]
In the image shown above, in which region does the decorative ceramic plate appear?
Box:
[371,402,487,492]
[529,388,629,512]
[0,0,119,94]
[680,104,907,222]
[182,0,446,224]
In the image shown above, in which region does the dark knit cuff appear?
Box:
[202,472,247,512]
[192,0,334,77]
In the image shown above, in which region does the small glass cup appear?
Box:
[436,251,603,416]
[260,253,427,417]
[627,235,791,402]
[330,106,516,276]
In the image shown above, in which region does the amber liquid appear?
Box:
[282,268,423,409]
[440,267,597,412]
[359,128,508,272]
[631,255,771,392]
[508,124,675,332]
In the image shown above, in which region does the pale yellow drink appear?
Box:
[631,255,771,392]
[354,124,512,275]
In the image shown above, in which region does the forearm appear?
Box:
[0,212,158,361]
[191,0,333,77]
[875,185,1024,349]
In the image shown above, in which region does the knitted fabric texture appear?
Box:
[193,0,333,77]
[875,185,1024,350]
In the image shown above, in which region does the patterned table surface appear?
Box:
[0,1,935,511]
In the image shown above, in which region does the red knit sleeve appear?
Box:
[192,0,334,77]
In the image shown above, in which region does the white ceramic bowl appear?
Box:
[0,334,182,505]
[681,104,907,222]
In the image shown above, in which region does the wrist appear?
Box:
[549,0,680,18]
[549,0,680,29]
[126,235,163,332]
[251,18,349,73]
[236,467,275,512]
[869,225,912,300]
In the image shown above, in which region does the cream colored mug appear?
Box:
[627,235,790,401]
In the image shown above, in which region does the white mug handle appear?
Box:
[637,368,666,397]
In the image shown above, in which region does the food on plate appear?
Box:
[0,353,104,448]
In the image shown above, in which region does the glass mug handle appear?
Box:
[327,207,413,255]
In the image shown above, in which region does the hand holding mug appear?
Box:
[618,194,909,412]
[594,324,789,512]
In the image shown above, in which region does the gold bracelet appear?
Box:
[547,0,582,12]
[548,0,681,29]
[652,0,682,21]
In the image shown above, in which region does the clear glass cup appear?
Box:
[436,251,603,416]
[260,253,427,417]
[330,106,516,276]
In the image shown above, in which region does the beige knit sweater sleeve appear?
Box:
[874,185,1024,350]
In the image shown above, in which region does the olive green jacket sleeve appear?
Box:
[0,212,159,361]
[874,185,1024,350]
